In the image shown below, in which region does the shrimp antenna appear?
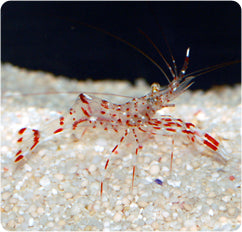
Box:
[149,7,179,78]
[65,19,171,83]
[138,28,176,81]
[184,60,240,80]
[148,8,240,83]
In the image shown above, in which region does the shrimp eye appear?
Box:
[151,82,161,93]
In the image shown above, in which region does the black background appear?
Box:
[2,1,241,90]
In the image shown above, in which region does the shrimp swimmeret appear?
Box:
[14,25,236,196]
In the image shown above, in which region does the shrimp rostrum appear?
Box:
[14,26,232,196]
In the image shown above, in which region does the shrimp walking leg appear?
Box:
[100,129,129,196]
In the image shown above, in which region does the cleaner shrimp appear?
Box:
[13,23,237,196]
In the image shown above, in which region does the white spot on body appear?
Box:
[83,93,92,100]
[90,116,97,122]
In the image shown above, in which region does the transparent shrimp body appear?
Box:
[14,28,230,196]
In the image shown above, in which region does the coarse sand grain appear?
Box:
[1,63,241,230]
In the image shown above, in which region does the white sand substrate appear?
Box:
[1,63,241,230]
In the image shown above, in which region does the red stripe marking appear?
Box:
[120,136,124,142]
[153,127,161,130]
[15,149,22,157]
[59,116,64,126]
[186,123,195,128]
[126,120,131,126]
[72,119,87,130]
[170,151,174,171]
[17,137,23,143]
[81,107,90,117]
[164,122,176,127]
[88,104,93,114]
[204,140,218,151]
[100,182,103,197]
[15,155,24,162]
[176,123,182,127]
[30,129,40,150]
[112,145,118,153]
[18,128,27,135]
[54,128,64,134]
[152,119,162,125]
[182,130,194,135]
[101,100,109,109]
[205,133,219,146]
[30,142,38,151]
[101,111,106,114]
[79,93,89,104]
[132,129,137,137]
[105,159,109,169]
[166,128,176,132]
[163,118,172,122]
[138,127,146,133]
[145,113,150,120]
[132,166,136,188]
[148,121,157,126]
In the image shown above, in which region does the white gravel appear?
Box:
[1,63,241,230]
